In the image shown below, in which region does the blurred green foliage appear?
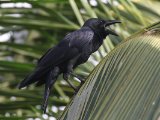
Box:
[0,0,159,119]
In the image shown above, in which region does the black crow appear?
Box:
[19,18,121,113]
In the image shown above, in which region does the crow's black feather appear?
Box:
[19,18,121,113]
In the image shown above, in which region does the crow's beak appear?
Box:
[105,20,121,26]
[105,20,121,36]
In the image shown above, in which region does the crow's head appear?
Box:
[83,18,121,37]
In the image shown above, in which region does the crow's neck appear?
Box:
[88,27,105,52]
[90,27,106,40]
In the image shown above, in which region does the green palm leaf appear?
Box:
[59,22,160,120]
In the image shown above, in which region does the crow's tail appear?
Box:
[42,71,58,113]
[18,67,49,89]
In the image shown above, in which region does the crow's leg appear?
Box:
[42,67,60,113]
[65,77,76,91]
[70,72,85,82]
[63,55,80,91]
[70,73,85,91]
[63,72,77,91]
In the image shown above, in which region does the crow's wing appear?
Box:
[19,42,74,88]
[19,27,94,88]
[37,27,94,67]
[37,44,71,67]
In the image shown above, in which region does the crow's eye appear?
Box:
[100,20,103,24]
[97,20,103,25]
